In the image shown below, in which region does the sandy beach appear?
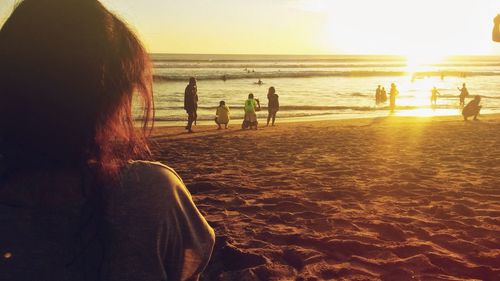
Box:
[150,115,500,281]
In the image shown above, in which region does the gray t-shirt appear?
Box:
[0,161,215,281]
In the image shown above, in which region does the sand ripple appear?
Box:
[153,116,500,280]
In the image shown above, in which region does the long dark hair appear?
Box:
[0,0,154,178]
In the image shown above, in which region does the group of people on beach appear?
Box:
[1,3,499,280]
[184,77,280,132]
[374,82,482,120]
[375,83,399,111]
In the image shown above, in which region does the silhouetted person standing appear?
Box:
[389,83,398,112]
[266,86,279,126]
[462,95,482,121]
[184,77,198,133]
[381,87,387,103]
[375,85,382,104]
[493,14,500,42]
[458,83,469,108]
[431,86,440,106]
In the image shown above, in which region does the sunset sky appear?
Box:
[1,0,500,56]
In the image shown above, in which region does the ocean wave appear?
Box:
[149,104,464,122]
[153,70,500,81]
[152,62,500,69]
[152,63,408,69]
[150,55,406,63]
[151,112,335,122]
[155,105,375,111]
[343,92,370,97]
[150,54,500,64]
[153,104,446,112]
[438,94,500,100]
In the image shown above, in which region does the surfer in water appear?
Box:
[256,79,263,85]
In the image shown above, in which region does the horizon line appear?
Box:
[149,52,500,58]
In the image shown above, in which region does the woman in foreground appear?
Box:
[0,0,214,280]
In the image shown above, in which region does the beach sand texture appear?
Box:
[151,115,500,281]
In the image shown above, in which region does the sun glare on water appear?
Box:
[404,53,445,75]
[397,54,460,118]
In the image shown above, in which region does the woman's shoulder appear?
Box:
[123,160,182,181]
[113,161,189,209]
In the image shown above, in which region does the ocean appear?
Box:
[150,54,500,125]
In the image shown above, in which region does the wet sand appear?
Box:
[151,115,500,281]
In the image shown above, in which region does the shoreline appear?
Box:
[151,112,500,133]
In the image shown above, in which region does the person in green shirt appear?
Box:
[243,93,261,130]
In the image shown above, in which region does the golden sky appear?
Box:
[2,0,500,56]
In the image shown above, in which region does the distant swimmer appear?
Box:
[431,86,440,106]
[458,83,469,107]
[375,85,382,104]
[462,95,482,121]
[389,83,399,112]
[493,14,500,42]
[255,79,263,85]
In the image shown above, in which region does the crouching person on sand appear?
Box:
[462,95,482,121]
[215,100,230,129]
